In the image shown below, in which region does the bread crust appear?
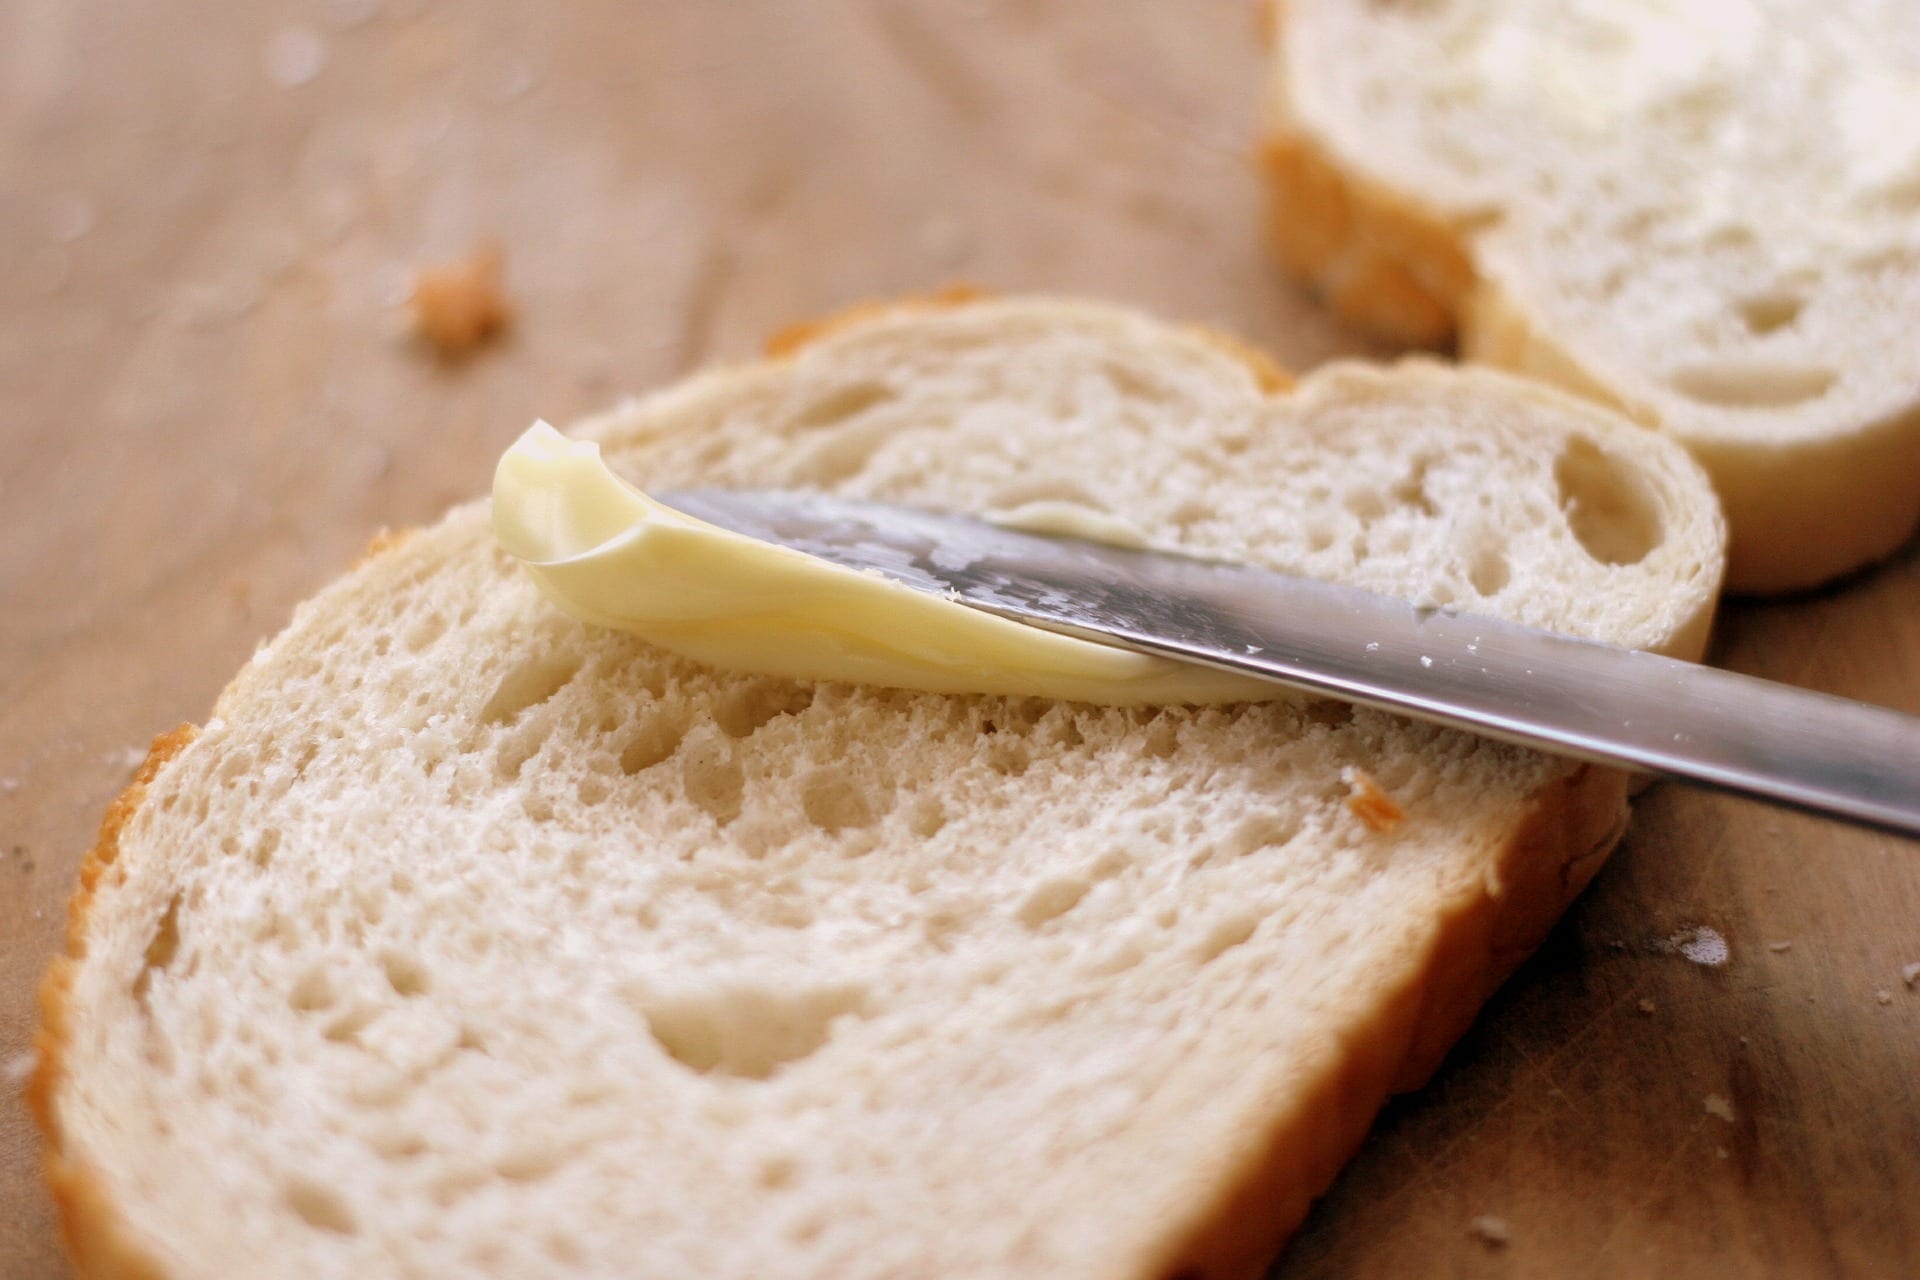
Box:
[767,285,1296,396]
[763,283,988,358]
[1258,131,1472,349]
[1137,763,1628,1280]
[30,725,199,1280]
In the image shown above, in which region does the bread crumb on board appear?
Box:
[409,242,512,357]
[1704,1093,1736,1123]
[1343,767,1404,833]
[1467,1215,1510,1248]
[1902,962,1920,989]
[1768,940,1793,953]
[1636,997,1657,1015]
[1876,989,1894,1006]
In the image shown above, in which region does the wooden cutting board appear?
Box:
[3,3,1915,1275]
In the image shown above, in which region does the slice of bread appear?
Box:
[33,297,1724,1280]
[1261,0,1920,592]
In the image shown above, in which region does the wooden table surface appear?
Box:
[4,3,1917,1276]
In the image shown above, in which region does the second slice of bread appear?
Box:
[35,297,1723,1280]
[1263,0,1920,592]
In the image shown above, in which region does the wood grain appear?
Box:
[2,3,1915,1276]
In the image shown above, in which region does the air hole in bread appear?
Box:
[495,725,548,782]
[790,381,897,431]
[790,421,894,486]
[1016,875,1092,928]
[1344,489,1387,521]
[987,738,1032,777]
[758,1154,799,1190]
[680,731,746,825]
[322,1003,379,1044]
[1221,811,1301,860]
[1104,362,1170,405]
[404,613,448,653]
[365,1126,428,1159]
[1737,291,1806,336]
[496,1144,564,1182]
[131,892,184,1012]
[641,983,870,1080]
[381,950,431,998]
[800,770,887,833]
[1196,912,1261,964]
[1554,438,1663,566]
[906,794,947,838]
[289,967,335,1013]
[619,717,687,775]
[1389,459,1438,516]
[1140,715,1181,760]
[713,680,815,739]
[1669,360,1836,408]
[1467,543,1512,596]
[251,827,282,868]
[1300,701,1354,729]
[479,654,583,726]
[289,741,320,781]
[284,1178,356,1234]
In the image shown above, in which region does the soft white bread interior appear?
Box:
[1262,0,1920,592]
[34,297,1724,1280]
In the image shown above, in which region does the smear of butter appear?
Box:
[985,500,1154,550]
[491,422,1279,705]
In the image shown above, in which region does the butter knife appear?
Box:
[660,489,1920,840]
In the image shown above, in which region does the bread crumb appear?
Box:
[1704,1093,1736,1123]
[1636,997,1656,1015]
[1344,768,1404,833]
[1902,962,1920,989]
[409,243,512,357]
[1767,940,1792,953]
[0,776,18,794]
[1714,1146,1729,1160]
[1875,989,1894,1005]
[1467,1215,1510,1247]
[1664,925,1729,967]
[3,1052,34,1090]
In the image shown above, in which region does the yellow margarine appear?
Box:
[491,422,1279,705]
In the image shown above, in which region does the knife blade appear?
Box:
[658,488,1920,840]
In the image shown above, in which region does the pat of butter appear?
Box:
[491,423,1277,705]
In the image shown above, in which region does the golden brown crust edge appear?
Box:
[766,285,1297,396]
[29,725,199,1280]
[1255,0,1483,349]
[1257,129,1475,350]
[1137,762,1630,1280]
